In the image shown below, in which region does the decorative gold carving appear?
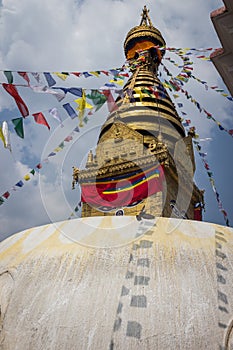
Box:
[124,28,166,52]
[140,5,153,27]
[86,150,94,168]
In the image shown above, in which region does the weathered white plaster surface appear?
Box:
[0,216,233,349]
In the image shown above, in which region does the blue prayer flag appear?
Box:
[63,103,77,119]
[44,73,56,87]
[15,180,24,187]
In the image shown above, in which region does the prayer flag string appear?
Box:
[0,103,105,206]
[162,63,233,138]
[0,87,123,147]
[174,102,230,227]
[163,54,232,102]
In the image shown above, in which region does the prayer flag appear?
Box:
[54,72,69,80]
[86,90,107,111]
[73,126,80,133]
[49,108,63,126]
[83,72,92,78]
[24,174,30,181]
[75,91,93,127]
[48,152,56,157]
[36,163,42,169]
[104,83,116,88]
[218,123,224,131]
[2,121,11,151]
[30,169,35,175]
[0,197,4,205]
[31,85,66,102]
[4,71,13,84]
[64,135,73,142]
[0,126,6,147]
[18,72,30,85]
[44,72,56,87]
[15,180,24,187]
[134,87,144,102]
[72,72,82,77]
[12,118,24,138]
[31,72,41,83]
[2,83,29,117]
[53,87,82,97]
[2,191,10,199]
[90,71,100,77]
[63,103,77,119]
[32,112,50,130]
[102,90,118,112]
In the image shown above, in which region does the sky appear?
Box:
[0,0,233,241]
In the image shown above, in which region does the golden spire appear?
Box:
[140,5,153,27]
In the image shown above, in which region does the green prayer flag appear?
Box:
[30,169,35,175]
[12,117,24,138]
[4,71,13,84]
[86,90,107,111]
[0,197,4,205]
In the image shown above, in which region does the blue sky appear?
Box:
[0,0,232,241]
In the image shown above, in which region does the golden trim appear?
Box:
[124,27,166,51]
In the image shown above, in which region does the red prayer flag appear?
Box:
[102,90,118,112]
[32,112,50,130]
[36,163,42,169]
[2,83,29,117]
[2,191,10,199]
[18,72,30,85]
[64,135,73,142]
[72,72,82,77]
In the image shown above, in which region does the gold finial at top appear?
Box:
[140,5,153,27]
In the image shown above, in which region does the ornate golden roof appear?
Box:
[124,6,166,60]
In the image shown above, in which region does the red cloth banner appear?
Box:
[194,207,202,221]
[81,165,164,208]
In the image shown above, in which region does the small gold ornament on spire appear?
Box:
[140,5,153,27]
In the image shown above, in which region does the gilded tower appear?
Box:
[73,6,204,219]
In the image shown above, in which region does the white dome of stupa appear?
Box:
[0,216,233,349]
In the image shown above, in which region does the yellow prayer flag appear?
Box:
[0,126,6,147]
[54,147,62,152]
[75,91,93,127]
[54,72,68,80]
[90,71,100,77]
[163,83,171,90]
[24,174,30,181]
[115,80,124,86]
[134,87,143,102]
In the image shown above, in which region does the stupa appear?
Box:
[73,6,204,220]
[0,7,233,350]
